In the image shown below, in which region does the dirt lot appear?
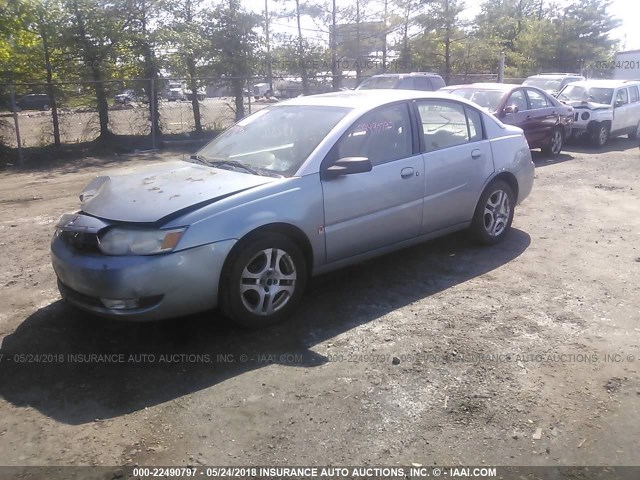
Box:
[0,138,639,471]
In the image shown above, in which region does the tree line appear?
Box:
[0,0,621,143]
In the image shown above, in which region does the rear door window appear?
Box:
[416,100,480,151]
[396,78,415,89]
[413,77,433,91]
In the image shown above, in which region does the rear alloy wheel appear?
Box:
[471,180,515,245]
[542,128,563,156]
[629,121,640,140]
[590,123,609,148]
[221,232,307,328]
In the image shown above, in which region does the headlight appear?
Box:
[581,112,590,121]
[98,228,185,256]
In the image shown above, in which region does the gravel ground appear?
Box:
[0,138,638,471]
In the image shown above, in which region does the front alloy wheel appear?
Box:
[240,248,297,316]
[221,232,307,328]
[591,124,609,148]
[471,180,515,245]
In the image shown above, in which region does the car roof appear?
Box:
[368,72,442,78]
[526,73,583,78]
[565,79,640,88]
[275,89,481,111]
[441,83,516,92]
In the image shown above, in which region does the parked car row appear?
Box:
[355,72,640,153]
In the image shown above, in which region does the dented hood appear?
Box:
[79,160,275,223]
[565,100,611,110]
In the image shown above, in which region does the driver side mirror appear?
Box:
[323,157,372,179]
[503,105,519,115]
[615,99,625,108]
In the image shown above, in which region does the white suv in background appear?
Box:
[557,79,640,147]
[523,73,585,96]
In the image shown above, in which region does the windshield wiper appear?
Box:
[200,157,262,176]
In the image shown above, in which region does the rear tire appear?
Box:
[220,232,307,328]
[629,121,640,140]
[470,180,515,245]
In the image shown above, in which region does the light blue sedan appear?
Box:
[51,90,534,326]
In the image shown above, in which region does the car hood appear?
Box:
[79,160,276,224]
[564,100,611,110]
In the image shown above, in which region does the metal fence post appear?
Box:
[150,77,157,150]
[10,85,24,166]
[498,52,505,83]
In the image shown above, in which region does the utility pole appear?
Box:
[265,0,273,93]
[355,0,361,85]
[382,0,388,73]
[331,0,339,90]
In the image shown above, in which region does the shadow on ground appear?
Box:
[562,136,639,155]
[531,151,574,167]
[0,229,530,425]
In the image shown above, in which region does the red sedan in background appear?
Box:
[440,83,574,156]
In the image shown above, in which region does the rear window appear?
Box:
[429,76,446,89]
[447,88,505,111]
[357,77,398,90]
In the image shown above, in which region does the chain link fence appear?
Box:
[0,77,280,163]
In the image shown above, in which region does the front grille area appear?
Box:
[61,231,101,254]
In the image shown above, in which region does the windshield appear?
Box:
[446,88,505,111]
[558,85,614,105]
[357,77,398,89]
[196,105,350,177]
[523,78,563,91]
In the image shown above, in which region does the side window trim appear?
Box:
[464,106,486,142]
[407,100,422,154]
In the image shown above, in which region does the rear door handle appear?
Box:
[471,149,482,159]
[401,167,414,178]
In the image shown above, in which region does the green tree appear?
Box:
[65,0,128,139]
[206,0,260,120]
[157,0,209,133]
[552,0,620,72]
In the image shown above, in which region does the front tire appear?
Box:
[470,180,515,245]
[220,232,307,328]
[542,128,564,156]
[590,123,609,148]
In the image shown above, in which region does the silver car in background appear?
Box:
[51,90,535,327]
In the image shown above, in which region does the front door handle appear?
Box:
[471,149,482,159]
[401,167,414,179]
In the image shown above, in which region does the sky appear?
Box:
[243,0,640,52]
[608,0,640,51]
